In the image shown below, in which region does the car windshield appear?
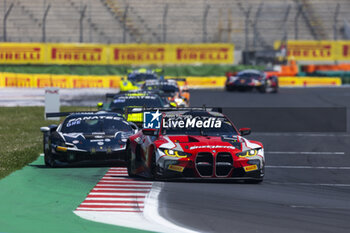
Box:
[161,113,237,136]
[238,73,261,79]
[61,116,132,134]
[128,73,158,83]
[144,84,179,93]
[110,95,164,110]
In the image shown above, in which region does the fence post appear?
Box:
[123,4,129,43]
[79,5,87,43]
[202,4,210,43]
[162,3,168,43]
[244,6,252,51]
[281,4,291,42]
[42,4,51,42]
[253,3,263,50]
[294,5,302,40]
[3,3,13,42]
[333,3,340,40]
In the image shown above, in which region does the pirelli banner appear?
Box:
[0,43,45,64]
[0,43,234,65]
[274,40,350,61]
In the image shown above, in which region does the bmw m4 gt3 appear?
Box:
[126,108,265,183]
[40,112,137,167]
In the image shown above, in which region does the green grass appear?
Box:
[0,106,96,179]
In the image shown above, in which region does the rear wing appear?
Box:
[45,111,123,119]
[124,106,222,118]
[164,77,186,82]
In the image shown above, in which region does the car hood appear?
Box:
[61,132,130,151]
[158,135,258,154]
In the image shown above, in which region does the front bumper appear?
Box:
[52,149,126,163]
[157,156,264,179]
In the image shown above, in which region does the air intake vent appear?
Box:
[195,152,213,177]
[216,152,233,177]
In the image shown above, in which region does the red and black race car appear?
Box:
[126,108,265,183]
[225,69,278,93]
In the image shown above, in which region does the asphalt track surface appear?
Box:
[158,88,350,233]
[2,87,349,233]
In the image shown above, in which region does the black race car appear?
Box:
[98,92,173,126]
[40,112,138,167]
[141,79,190,107]
[225,69,278,93]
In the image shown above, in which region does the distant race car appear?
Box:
[126,108,265,183]
[99,92,172,126]
[225,69,278,93]
[142,79,190,107]
[120,68,161,92]
[40,112,138,167]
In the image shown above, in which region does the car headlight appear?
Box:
[56,146,68,152]
[236,149,259,157]
[160,149,191,158]
[229,76,238,82]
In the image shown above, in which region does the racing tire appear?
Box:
[271,87,278,94]
[126,144,136,178]
[44,152,57,168]
[225,86,234,92]
[258,83,267,93]
[150,152,159,180]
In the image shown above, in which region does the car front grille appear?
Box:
[195,152,213,177]
[215,152,233,177]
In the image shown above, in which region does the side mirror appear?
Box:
[97,102,103,109]
[142,128,158,136]
[40,127,50,133]
[239,128,251,136]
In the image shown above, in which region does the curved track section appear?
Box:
[158,88,350,233]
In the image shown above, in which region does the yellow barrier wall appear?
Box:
[274,40,350,61]
[0,43,234,65]
[0,73,341,88]
[279,77,341,86]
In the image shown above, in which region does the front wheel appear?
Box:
[258,83,267,93]
[225,85,234,91]
[150,152,159,180]
[44,152,57,168]
[126,145,136,178]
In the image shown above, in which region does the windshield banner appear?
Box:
[143,111,223,129]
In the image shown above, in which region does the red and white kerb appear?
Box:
[75,167,152,213]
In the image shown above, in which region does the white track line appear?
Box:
[265,151,345,155]
[143,182,198,233]
[266,165,350,169]
[267,182,350,187]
